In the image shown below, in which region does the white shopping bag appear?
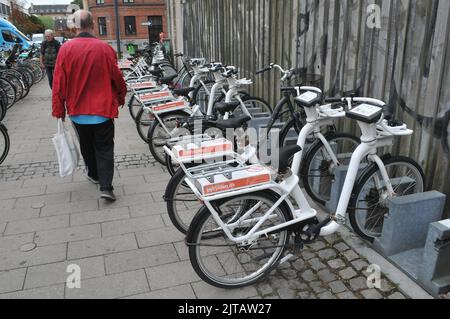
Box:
[52,119,80,177]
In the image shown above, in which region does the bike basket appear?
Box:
[118,61,133,69]
[129,81,157,90]
[172,137,233,161]
[150,100,189,114]
[187,162,274,196]
[138,91,173,104]
[292,68,324,89]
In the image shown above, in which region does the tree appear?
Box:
[10,6,44,35]
[37,16,54,30]
[70,0,84,10]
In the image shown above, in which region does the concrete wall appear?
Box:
[166,0,450,217]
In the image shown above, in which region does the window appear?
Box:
[124,16,136,35]
[98,17,107,36]
[2,30,19,43]
[6,5,10,15]
[123,0,134,3]
[96,0,105,4]
[0,4,5,14]
[147,16,163,43]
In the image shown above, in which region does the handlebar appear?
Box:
[324,96,386,108]
[256,63,302,83]
[256,66,272,75]
[222,66,238,78]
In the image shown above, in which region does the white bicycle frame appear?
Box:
[205,68,253,119]
[183,94,413,243]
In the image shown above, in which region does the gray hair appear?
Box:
[73,10,94,30]
[44,29,54,36]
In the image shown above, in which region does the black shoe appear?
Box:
[100,190,116,202]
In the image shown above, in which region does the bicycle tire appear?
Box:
[348,156,425,242]
[3,74,23,101]
[300,132,361,205]
[279,117,303,147]
[0,87,9,115]
[187,190,292,289]
[134,107,154,143]
[127,95,142,122]
[0,124,10,165]
[239,96,273,116]
[147,111,191,165]
[165,167,200,234]
[0,77,17,109]
[13,70,30,99]
[0,97,6,121]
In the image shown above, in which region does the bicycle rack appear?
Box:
[128,81,157,91]
[164,134,235,164]
[186,160,274,197]
[138,90,174,105]
[150,99,191,114]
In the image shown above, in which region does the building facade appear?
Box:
[28,4,73,36]
[88,0,167,53]
[0,1,11,20]
[28,4,68,18]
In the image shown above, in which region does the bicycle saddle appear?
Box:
[214,115,251,130]
[278,145,302,174]
[158,74,178,85]
[173,87,195,97]
[214,101,241,115]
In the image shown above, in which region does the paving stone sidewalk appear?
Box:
[0,81,429,299]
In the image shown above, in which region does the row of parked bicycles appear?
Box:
[120,43,425,289]
[0,44,45,166]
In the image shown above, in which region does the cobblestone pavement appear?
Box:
[0,81,427,299]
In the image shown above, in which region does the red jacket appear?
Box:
[52,33,127,119]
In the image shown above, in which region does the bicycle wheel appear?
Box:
[148,111,190,165]
[301,133,361,205]
[177,71,193,89]
[127,95,142,122]
[348,156,425,242]
[0,124,10,165]
[17,68,34,91]
[4,74,23,101]
[134,107,154,143]
[0,97,6,121]
[165,167,202,234]
[0,77,17,109]
[13,70,30,99]
[234,96,273,117]
[187,191,292,289]
[279,117,303,147]
[0,87,8,119]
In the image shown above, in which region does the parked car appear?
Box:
[31,33,44,46]
[0,18,33,50]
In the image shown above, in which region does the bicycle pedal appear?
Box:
[293,235,304,253]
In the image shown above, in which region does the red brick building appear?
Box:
[88,0,167,52]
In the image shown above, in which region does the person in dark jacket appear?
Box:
[52,10,127,201]
[40,29,61,89]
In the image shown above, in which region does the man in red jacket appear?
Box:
[52,10,127,201]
